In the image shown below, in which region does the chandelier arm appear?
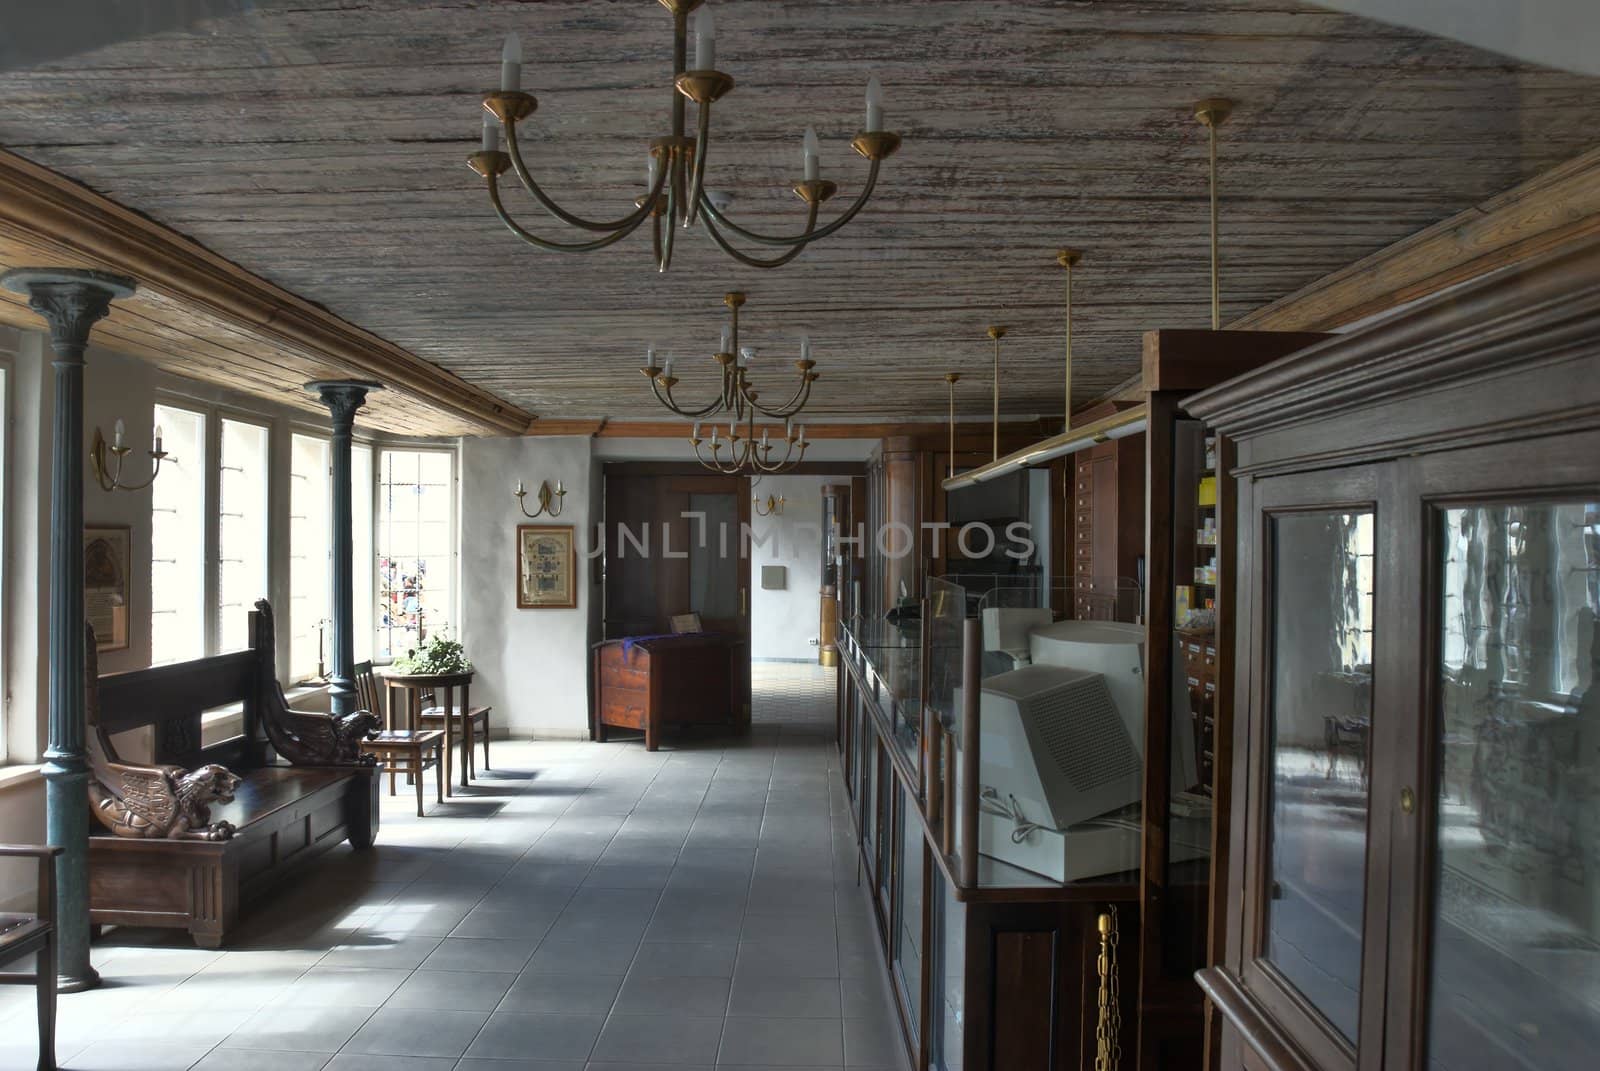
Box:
[503,120,666,233]
[696,158,882,247]
[657,157,682,272]
[488,179,648,253]
[700,205,818,270]
[683,102,713,228]
[742,375,814,418]
[651,374,729,420]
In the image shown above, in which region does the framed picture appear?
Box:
[517,524,578,609]
[84,524,131,651]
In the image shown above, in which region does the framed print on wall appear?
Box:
[85,523,132,651]
[518,524,578,609]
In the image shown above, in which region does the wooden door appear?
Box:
[602,471,751,719]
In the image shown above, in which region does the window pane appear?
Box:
[1263,510,1375,1044]
[151,405,207,665]
[1426,502,1599,1071]
[290,433,330,681]
[217,418,269,652]
[377,449,454,660]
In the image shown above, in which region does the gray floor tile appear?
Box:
[273,966,412,1008]
[222,1004,376,1052]
[324,1055,456,1070]
[463,1011,606,1061]
[627,941,738,978]
[385,968,513,1011]
[499,972,625,1014]
[844,1016,907,1067]
[590,1015,724,1065]
[727,975,844,1019]
[190,1050,331,1071]
[418,935,537,973]
[612,974,731,1016]
[525,940,640,975]
[735,937,841,978]
[341,1006,488,1058]
[718,1016,846,1065]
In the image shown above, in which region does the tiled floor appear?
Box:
[0,664,908,1071]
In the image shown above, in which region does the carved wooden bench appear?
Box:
[87,602,380,949]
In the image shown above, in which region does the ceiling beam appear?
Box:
[0,149,531,437]
[524,418,1060,441]
[1232,144,1600,333]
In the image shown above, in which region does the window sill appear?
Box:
[0,764,43,794]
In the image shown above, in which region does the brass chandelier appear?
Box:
[642,291,815,474]
[466,1,903,273]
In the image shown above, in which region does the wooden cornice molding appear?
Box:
[0,149,530,437]
[1233,144,1600,333]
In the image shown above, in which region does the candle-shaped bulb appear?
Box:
[694,6,715,70]
[720,326,731,353]
[785,417,794,440]
[802,127,820,181]
[710,427,719,445]
[662,358,674,380]
[692,422,701,440]
[481,112,498,152]
[761,428,770,447]
[866,75,884,132]
[798,424,807,444]
[728,422,737,441]
[113,418,125,449]
[556,479,564,495]
[647,152,660,189]
[501,33,522,92]
[646,345,657,369]
[516,479,525,495]
[800,335,811,363]
[154,424,164,452]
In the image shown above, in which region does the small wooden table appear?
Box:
[381,669,477,794]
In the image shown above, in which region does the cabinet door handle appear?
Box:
[1400,787,1416,814]
[741,588,748,616]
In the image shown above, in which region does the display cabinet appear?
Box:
[1190,239,1600,1071]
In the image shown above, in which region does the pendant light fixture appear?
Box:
[987,325,1006,462]
[1193,98,1233,329]
[944,372,961,479]
[1057,248,1081,433]
[468,3,902,274]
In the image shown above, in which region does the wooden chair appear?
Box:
[0,843,62,1071]
[419,686,492,779]
[355,661,445,817]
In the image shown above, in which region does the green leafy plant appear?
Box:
[393,634,472,675]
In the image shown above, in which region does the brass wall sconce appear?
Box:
[753,493,785,517]
[90,418,169,492]
[514,478,566,518]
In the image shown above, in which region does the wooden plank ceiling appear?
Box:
[0,0,1596,427]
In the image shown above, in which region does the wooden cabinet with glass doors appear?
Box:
[1190,239,1600,1071]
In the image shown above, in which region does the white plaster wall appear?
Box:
[748,475,830,662]
[458,435,597,738]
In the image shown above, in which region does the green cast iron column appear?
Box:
[1,268,136,992]
[305,380,383,718]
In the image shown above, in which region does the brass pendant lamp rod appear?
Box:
[1194,98,1232,330]
[944,372,961,479]
[1057,248,1081,433]
[987,325,1006,462]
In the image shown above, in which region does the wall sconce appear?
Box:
[514,478,566,518]
[753,493,785,517]
[90,418,169,492]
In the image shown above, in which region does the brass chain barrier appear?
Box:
[1094,905,1123,1071]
